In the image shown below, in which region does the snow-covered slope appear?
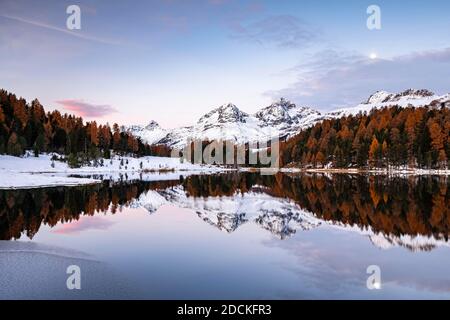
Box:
[326,89,450,118]
[183,103,269,147]
[123,121,168,145]
[255,98,323,137]
[127,99,323,149]
[0,153,222,189]
[126,89,450,149]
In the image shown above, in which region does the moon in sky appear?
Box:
[369,53,378,60]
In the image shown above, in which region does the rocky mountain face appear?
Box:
[198,103,249,126]
[125,89,449,149]
[254,98,323,137]
[366,89,435,104]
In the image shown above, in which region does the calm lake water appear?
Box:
[0,173,449,299]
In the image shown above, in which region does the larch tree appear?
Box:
[7,132,23,156]
[382,140,388,167]
[315,151,326,168]
[89,121,99,146]
[0,105,5,123]
[369,136,380,168]
[429,120,444,152]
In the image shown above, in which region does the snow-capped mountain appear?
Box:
[327,89,450,118]
[125,89,449,149]
[254,98,323,137]
[199,103,248,125]
[187,103,268,146]
[127,99,323,149]
[122,120,168,145]
[366,89,434,104]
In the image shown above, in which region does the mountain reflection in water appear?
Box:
[0,173,448,251]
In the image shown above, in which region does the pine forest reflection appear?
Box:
[0,173,449,251]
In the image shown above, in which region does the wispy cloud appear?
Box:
[0,13,123,46]
[156,14,189,32]
[230,14,319,49]
[207,0,231,5]
[57,99,118,118]
[266,47,450,110]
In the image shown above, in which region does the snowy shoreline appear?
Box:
[280,167,450,176]
[0,171,101,190]
[0,153,226,189]
[1,153,449,189]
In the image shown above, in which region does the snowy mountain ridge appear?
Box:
[328,89,449,118]
[125,89,449,149]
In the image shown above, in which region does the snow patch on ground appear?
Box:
[0,171,99,189]
[0,153,226,189]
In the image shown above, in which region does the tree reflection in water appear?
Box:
[0,173,448,250]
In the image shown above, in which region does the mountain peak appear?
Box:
[365,89,436,104]
[330,88,447,120]
[255,98,321,128]
[217,103,241,114]
[124,120,167,145]
[269,97,295,109]
[144,120,161,130]
[255,99,294,124]
[394,88,435,99]
[365,90,392,104]
[198,103,248,124]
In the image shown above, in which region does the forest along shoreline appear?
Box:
[2,152,450,190]
[1,88,449,188]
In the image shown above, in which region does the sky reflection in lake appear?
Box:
[1,173,449,299]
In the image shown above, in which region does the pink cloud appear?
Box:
[56,99,117,118]
[52,216,115,235]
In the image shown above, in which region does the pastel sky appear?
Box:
[1,0,450,128]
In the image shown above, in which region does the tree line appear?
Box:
[279,104,450,169]
[0,89,171,166]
